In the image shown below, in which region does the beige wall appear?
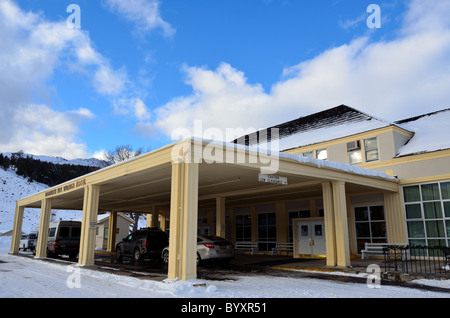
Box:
[96,215,133,249]
[284,125,450,184]
[366,154,450,182]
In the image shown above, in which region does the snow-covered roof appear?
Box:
[394,108,450,157]
[236,105,393,151]
[236,104,450,158]
[97,212,135,224]
[199,137,397,181]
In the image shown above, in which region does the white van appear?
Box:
[47,221,81,258]
[19,232,38,251]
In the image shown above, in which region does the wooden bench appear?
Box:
[271,243,293,255]
[361,242,408,259]
[235,242,259,255]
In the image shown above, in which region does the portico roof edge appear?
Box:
[16,137,398,207]
[189,137,398,182]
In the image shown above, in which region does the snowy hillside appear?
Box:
[0,168,82,234]
[1,152,109,168]
[0,152,109,234]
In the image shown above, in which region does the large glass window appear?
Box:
[403,182,450,247]
[354,205,387,253]
[257,212,277,252]
[235,214,251,242]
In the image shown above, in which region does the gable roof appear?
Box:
[97,212,136,224]
[235,104,449,157]
[394,108,450,157]
[235,105,394,151]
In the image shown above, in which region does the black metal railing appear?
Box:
[384,245,450,276]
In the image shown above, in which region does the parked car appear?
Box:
[47,221,82,258]
[115,227,169,263]
[19,233,38,252]
[161,235,235,265]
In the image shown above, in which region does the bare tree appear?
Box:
[105,144,144,164]
[105,144,147,231]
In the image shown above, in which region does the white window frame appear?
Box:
[364,137,379,163]
[403,181,450,248]
[354,204,387,253]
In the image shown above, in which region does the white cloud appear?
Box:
[68,108,95,120]
[94,65,127,96]
[113,97,150,121]
[152,0,450,141]
[153,63,271,139]
[91,149,108,161]
[339,13,366,30]
[1,104,89,159]
[0,0,128,158]
[103,0,175,37]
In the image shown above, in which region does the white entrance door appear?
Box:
[298,223,312,255]
[311,221,326,256]
[297,221,326,257]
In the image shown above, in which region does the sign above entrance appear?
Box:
[45,178,86,197]
[258,174,288,185]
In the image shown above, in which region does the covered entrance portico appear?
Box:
[9,138,403,280]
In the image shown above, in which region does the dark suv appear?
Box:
[115,227,168,263]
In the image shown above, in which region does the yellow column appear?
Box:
[107,211,117,252]
[384,188,407,244]
[216,197,226,237]
[346,195,356,255]
[146,211,152,228]
[152,206,159,228]
[276,201,288,244]
[78,185,100,266]
[322,182,336,266]
[168,162,199,281]
[160,213,166,232]
[146,206,160,228]
[9,203,25,254]
[250,205,257,243]
[34,199,52,258]
[332,181,350,267]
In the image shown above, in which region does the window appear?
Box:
[257,212,277,252]
[72,227,81,237]
[364,137,379,162]
[302,151,314,158]
[288,210,310,242]
[316,148,327,160]
[347,140,362,165]
[403,182,450,247]
[354,205,387,253]
[59,227,70,237]
[348,150,362,165]
[235,214,251,242]
[49,227,56,237]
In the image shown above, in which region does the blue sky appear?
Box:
[1,0,450,159]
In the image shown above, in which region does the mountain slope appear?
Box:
[1,152,109,168]
[0,168,83,234]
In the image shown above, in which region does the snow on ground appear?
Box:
[0,236,448,299]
